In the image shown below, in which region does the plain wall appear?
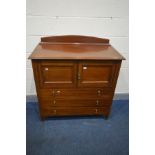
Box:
[26,0,129,95]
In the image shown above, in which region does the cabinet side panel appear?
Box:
[31,60,43,117]
[110,60,122,97]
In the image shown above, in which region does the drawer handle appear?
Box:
[45,67,48,71]
[53,110,56,114]
[96,100,99,106]
[97,90,101,96]
[52,90,61,96]
[56,90,61,95]
[95,109,98,113]
[53,100,56,105]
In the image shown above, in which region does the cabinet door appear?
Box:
[38,61,77,88]
[78,62,117,88]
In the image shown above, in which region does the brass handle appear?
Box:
[78,73,81,80]
[83,66,87,70]
[56,90,61,95]
[95,109,98,113]
[52,90,61,96]
[53,110,56,114]
[53,100,56,105]
[97,90,101,96]
[45,67,48,71]
[96,100,99,106]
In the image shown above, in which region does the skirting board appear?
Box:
[26,93,129,102]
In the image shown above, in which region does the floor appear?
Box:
[26,100,129,155]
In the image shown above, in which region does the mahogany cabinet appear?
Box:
[29,35,125,120]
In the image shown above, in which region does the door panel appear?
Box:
[38,61,77,88]
[78,62,116,87]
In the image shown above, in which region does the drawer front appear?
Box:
[39,88,113,99]
[40,99,112,107]
[41,107,110,116]
[38,61,77,88]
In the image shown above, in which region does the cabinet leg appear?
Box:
[103,108,111,120]
[104,114,109,120]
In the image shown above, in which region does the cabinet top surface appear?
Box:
[29,35,125,60]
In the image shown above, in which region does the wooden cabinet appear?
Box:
[29,35,125,120]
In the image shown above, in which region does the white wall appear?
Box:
[26,0,129,95]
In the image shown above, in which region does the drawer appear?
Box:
[39,88,113,99]
[41,107,110,116]
[40,99,112,107]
